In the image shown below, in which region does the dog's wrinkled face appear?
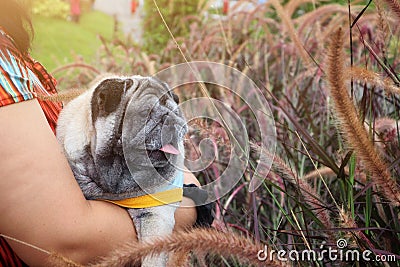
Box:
[90,76,187,194]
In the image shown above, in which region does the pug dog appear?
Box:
[56,75,187,266]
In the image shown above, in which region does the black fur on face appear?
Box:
[144,91,184,168]
[89,76,186,194]
[121,77,187,190]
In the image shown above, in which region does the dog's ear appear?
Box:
[91,78,133,122]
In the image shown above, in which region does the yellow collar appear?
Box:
[101,188,183,209]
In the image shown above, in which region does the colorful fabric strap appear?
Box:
[102,171,184,209]
[0,35,36,105]
[0,28,62,133]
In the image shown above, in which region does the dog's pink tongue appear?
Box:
[159,144,180,155]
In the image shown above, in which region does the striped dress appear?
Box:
[0,28,62,132]
[0,29,62,266]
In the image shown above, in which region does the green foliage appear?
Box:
[31,0,69,19]
[31,11,115,72]
[142,0,200,54]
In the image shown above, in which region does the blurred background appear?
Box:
[24,0,400,265]
[28,0,261,75]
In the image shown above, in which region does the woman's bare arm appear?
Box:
[0,99,197,265]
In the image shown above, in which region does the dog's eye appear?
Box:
[172,93,179,104]
[159,95,168,106]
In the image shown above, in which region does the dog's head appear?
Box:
[90,75,187,194]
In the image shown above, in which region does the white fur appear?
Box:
[56,89,94,160]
